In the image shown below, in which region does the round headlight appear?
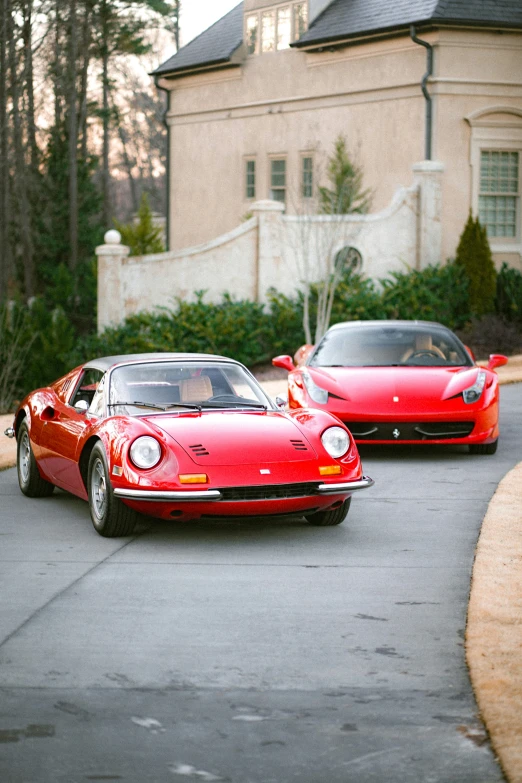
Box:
[321,426,350,459]
[129,436,162,469]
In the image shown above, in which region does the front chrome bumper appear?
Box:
[114,475,374,503]
[4,427,15,439]
[318,476,374,493]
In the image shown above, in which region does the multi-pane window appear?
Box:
[294,2,307,39]
[247,3,308,55]
[270,159,286,202]
[261,10,276,52]
[302,156,313,198]
[479,150,519,238]
[246,14,259,55]
[246,159,256,199]
[277,6,291,50]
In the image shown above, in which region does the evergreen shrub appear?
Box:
[380,263,471,330]
[496,263,522,324]
[454,212,497,316]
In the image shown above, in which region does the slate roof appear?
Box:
[153,2,244,76]
[154,0,522,77]
[295,0,522,47]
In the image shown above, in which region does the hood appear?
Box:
[147,410,318,466]
[308,366,482,405]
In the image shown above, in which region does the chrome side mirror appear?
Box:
[74,399,89,413]
[275,395,288,409]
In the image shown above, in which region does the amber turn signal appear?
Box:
[179,474,209,484]
[319,465,342,476]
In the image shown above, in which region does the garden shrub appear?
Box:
[380,262,471,330]
[454,212,496,316]
[496,263,522,325]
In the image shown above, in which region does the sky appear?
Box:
[180,0,241,48]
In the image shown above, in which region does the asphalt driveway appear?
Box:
[0,382,521,783]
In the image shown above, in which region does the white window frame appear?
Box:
[301,153,314,199]
[269,156,287,203]
[245,2,308,56]
[245,157,256,200]
[467,106,522,255]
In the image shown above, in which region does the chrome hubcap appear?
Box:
[91,458,107,520]
[19,432,31,484]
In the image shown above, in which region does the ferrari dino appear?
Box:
[272,321,508,454]
[5,353,373,537]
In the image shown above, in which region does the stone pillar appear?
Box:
[250,199,285,302]
[95,230,130,333]
[412,161,444,269]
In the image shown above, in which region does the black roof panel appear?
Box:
[154,0,522,77]
[296,0,522,47]
[153,2,243,76]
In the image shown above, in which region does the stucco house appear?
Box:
[153,0,522,271]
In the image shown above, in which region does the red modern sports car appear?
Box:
[5,353,373,537]
[272,321,508,454]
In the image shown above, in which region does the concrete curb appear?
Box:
[466,462,522,783]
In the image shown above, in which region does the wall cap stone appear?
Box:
[412,160,445,174]
[251,199,286,213]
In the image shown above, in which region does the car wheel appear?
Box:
[305,497,351,526]
[17,420,55,498]
[469,440,498,455]
[88,442,137,537]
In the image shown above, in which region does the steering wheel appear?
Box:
[208,393,242,402]
[407,349,444,360]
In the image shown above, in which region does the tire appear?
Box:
[88,442,137,537]
[469,439,498,455]
[305,497,351,527]
[17,420,55,498]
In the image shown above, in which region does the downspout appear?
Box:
[410,25,433,160]
[154,76,171,251]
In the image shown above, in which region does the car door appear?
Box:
[37,368,103,493]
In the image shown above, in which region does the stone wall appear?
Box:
[96,161,443,332]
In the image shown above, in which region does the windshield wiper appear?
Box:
[199,401,267,410]
[108,401,202,412]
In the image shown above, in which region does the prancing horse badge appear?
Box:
[393,428,400,439]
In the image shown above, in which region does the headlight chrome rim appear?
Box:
[129,436,162,469]
[302,371,329,404]
[463,369,487,405]
[321,426,350,459]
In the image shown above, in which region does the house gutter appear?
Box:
[154,76,171,250]
[409,25,433,160]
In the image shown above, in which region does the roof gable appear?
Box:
[296,0,522,47]
[154,0,522,78]
[154,2,243,77]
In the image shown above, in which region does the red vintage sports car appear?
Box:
[5,353,373,537]
[273,321,508,454]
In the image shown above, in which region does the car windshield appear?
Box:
[308,324,473,368]
[107,360,273,416]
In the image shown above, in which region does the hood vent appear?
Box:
[189,443,210,456]
[290,439,308,451]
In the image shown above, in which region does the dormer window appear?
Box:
[246,2,308,56]
[261,10,276,52]
[246,14,259,55]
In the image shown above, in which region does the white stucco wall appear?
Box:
[96,162,445,331]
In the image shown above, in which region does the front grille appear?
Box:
[344,421,474,441]
[219,482,320,502]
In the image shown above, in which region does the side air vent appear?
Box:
[290,439,308,451]
[189,443,210,456]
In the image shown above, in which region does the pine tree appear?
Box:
[114,192,165,255]
[455,212,497,316]
[318,135,372,215]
